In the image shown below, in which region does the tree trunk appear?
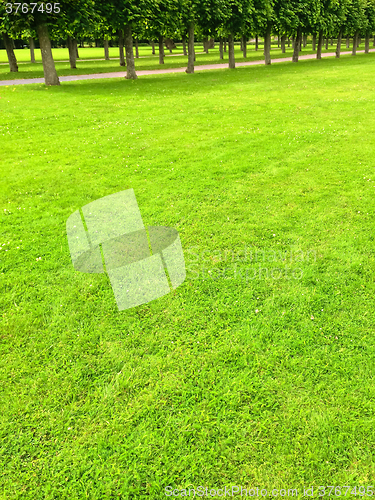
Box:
[164,38,175,53]
[124,24,137,79]
[312,33,316,51]
[224,39,227,52]
[336,31,342,58]
[186,22,195,73]
[104,39,109,60]
[292,30,301,62]
[365,35,370,53]
[135,39,139,58]
[151,40,155,55]
[303,34,307,47]
[158,35,164,64]
[287,37,290,47]
[29,37,36,63]
[346,36,350,48]
[358,37,361,47]
[317,32,323,59]
[75,41,79,58]
[35,22,59,85]
[203,37,208,53]
[352,32,358,55]
[325,37,329,49]
[264,25,271,65]
[277,35,280,47]
[242,35,247,58]
[255,35,258,51]
[2,33,18,72]
[219,37,224,59]
[281,34,286,53]
[373,35,375,47]
[118,29,125,66]
[182,35,187,56]
[228,33,235,68]
[299,36,302,52]
[67,36,77,69]
[240,37,243,51]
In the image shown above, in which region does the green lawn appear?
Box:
[1,53,375,499]
[1,43,191,63]
[0,40,371,80]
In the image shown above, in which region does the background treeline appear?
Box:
[1,0,375,85]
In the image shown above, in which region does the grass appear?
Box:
[1,52,375,499]
[0,40,372,80]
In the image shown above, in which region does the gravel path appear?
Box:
[0,49,373,86]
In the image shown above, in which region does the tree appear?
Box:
[346,0,368,55]
[3,32,18,69]
[2,32,18,72]
[36,21,60,84]
[118,29,125,65]
[177,0,227,73]
[364,0,375,53]
[220,0,251,69]
[0,1,20,72]
[29,34,36,63]
[58,1,94,70]
[177,0,200,74]
[313,1,330,60]
[91,18,112,60]
[0,0,95,85]
[104,35,110,60]
[313,0,348,59]
[250,0,275,65]
[186,21,195,72]
[317,30,323,58]
[142,0,178,65]
[275,0,321,63]
[95,0,143,79]
[330,0,349,58]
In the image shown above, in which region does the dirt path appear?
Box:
[0,49,373,86]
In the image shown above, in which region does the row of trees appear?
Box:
[1,0,375,85]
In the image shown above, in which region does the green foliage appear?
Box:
[321,0,350,35]
[274,0,322,35]
[345,0,368,34]
[2,0,375,45]
[220,0,249,35]
[249,0,274,35]
[364,0,375,34]
[141,0,179,40]
[94,0,141,31]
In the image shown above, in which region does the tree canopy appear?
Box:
[2,0,375,83]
